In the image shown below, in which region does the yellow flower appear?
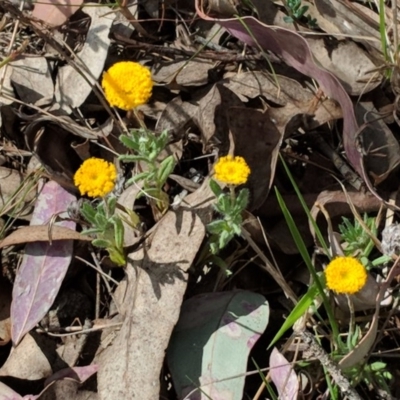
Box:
[325,257,367,295]
[74,158,117,198]
[101,61,153,110]
[214,155,251,185]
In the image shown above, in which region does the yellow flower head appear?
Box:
[325,256,367,295]
[74,157,117,198]
[214,155,251,185]
[102,61,153,110]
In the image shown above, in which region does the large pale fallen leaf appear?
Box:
[168,291,269,399]
[10,181,76,345]
[96,181,214,399]
[269,348,299,400]
[32,0,83,27]
[54,4,115,113]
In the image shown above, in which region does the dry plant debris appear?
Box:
[1,0,400,399]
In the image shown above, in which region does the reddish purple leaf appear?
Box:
[194,3,364,174]
[11,181,76,346]
[269,347,299,400]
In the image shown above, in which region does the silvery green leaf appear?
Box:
[92,238,112,248]
[157,156,175,186]
[127,171,150,185]
[207,219,227,234]
[95,213,108,229]
[236,188,249,210]
[209,179,223,197]
[114,218,125,250]
[219,230,233,249]
[81,203,96,224]
[119,135,140,152]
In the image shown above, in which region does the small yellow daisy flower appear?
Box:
[102,61,153,110]
[325,256,367,295]
[214,155,251,185]
[74,157,117,198]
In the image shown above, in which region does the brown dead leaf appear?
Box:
[195,84,242,151]
[228,107,283,209]
[11,57,54,105]
[156,96,198,136]
[356,102,400,185]
[308,39,381,96]
[224,72,342,136]
[153,59,215,86]
[0,166,37,219]
[96,181,214,399]
[314,0,381,52]
[0,225,91,249]
[32,0,83,27]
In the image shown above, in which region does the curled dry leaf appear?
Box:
[0,225,91,249]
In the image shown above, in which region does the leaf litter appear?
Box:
[1,0,400,398]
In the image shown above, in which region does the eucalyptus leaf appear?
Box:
[168,291,269,400]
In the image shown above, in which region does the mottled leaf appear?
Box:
[168,291,269,399]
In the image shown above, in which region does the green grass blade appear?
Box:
[269,283,319,348]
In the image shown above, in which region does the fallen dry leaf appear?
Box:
[96,180,214,399]
[54,4,115,113]
[0,225,91,249]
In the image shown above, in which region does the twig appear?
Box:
[113,33,267,62]
[298,330,362,400]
